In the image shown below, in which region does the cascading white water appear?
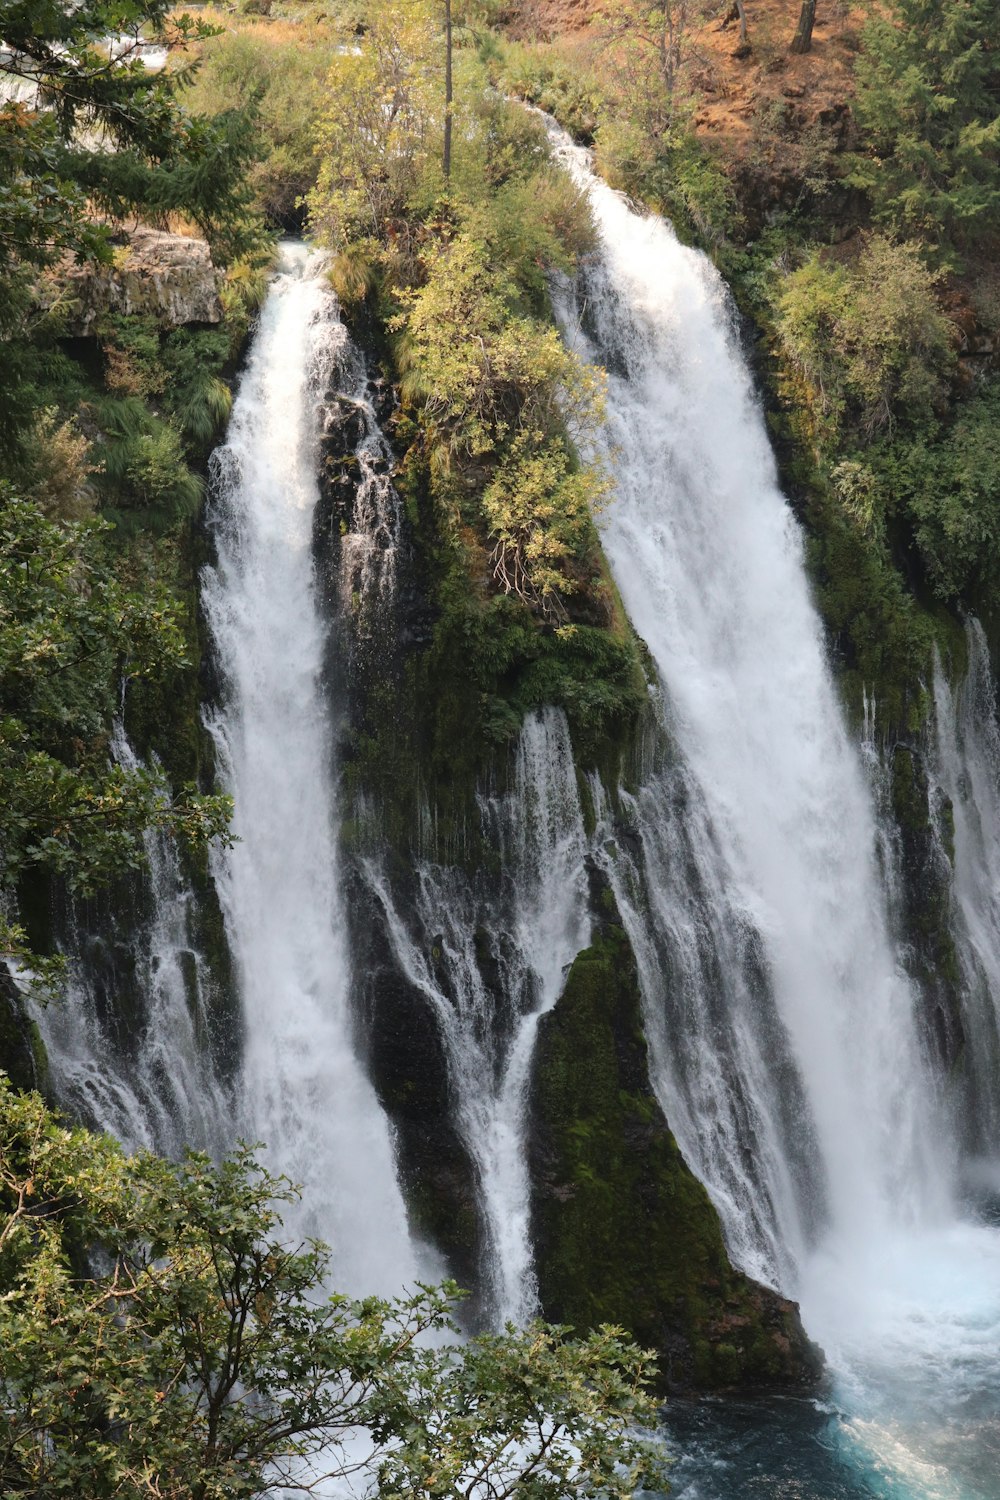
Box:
[932,623,1000,1164]
[201,243,420,1296]
[588,767,819,1285]
[31,726,231,1157]
[335,349,401,630]
[544,119,1000,1493]
[364,707,589,1323]
[547,118,947,1263]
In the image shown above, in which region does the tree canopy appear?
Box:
[0,1078,667,1499]
[0,0,260,445]
[850,0,1000,252]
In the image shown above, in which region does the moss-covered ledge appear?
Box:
[527,917,823,1395]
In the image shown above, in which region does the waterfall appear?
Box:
[363,707,589,1323]
[547,119,948,1270]
[932,623,1000,1164]
[201,243,420,1295]
[544,118,1000,1488]
[31,726,231,1157]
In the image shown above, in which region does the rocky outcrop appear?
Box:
[45,228,223,333]
[528,878,824,1395]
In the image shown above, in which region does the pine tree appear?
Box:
[850,0,1000,252]
[0,1,259,445]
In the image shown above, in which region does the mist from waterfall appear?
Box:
[201,243,420,1295]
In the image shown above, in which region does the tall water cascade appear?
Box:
[201,244,420,1295]
[362,706,589,1323]
[32,726,231,1158]
[545,119,1000,1492]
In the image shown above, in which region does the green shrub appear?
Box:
[181,21,337,225]
[850,0,1000,254]
[92,396,203,528]
[885,381,1000,602]
[776,237,954,443]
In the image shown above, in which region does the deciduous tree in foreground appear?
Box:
[0,1079,667,1498]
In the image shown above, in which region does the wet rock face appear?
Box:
[528,885,824,1396]
[47,228,223,333]
[0,967,46,1096]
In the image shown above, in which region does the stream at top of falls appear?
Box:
[542,118,1000,1497]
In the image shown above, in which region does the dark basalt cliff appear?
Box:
[528,870,823,1394]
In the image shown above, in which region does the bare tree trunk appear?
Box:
[443,0,453,178]
[721,1,749,41]
[790,0,817,54]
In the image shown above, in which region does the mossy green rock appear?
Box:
[0,969,48,1095]
[528,923,823,1394]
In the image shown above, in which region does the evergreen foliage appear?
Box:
[0,1078,666,1499]
[850,0,1000,252]
[0,0,261,448]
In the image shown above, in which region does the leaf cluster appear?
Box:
[848,0,1000,254]
[0,1079,667,1499]
[774,235,954,445]
[0,496,231,972]
[310,1,606,620]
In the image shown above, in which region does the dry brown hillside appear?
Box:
[502,0,866,166]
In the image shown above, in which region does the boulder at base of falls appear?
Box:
[527,906,824,1396]
[42,228,223,333]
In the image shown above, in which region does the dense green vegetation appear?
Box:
[0,0,274,981]
[0,1078,666,1499]
[0,0,260,448]
[308,0,605,630]
[849,0,1000,253]
[179,11,340,228]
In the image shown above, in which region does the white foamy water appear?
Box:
[31,726,232,1157]
[543,117,1000,1493]
[202,243,420,1295]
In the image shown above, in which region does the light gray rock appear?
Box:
[47,227,223,333]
